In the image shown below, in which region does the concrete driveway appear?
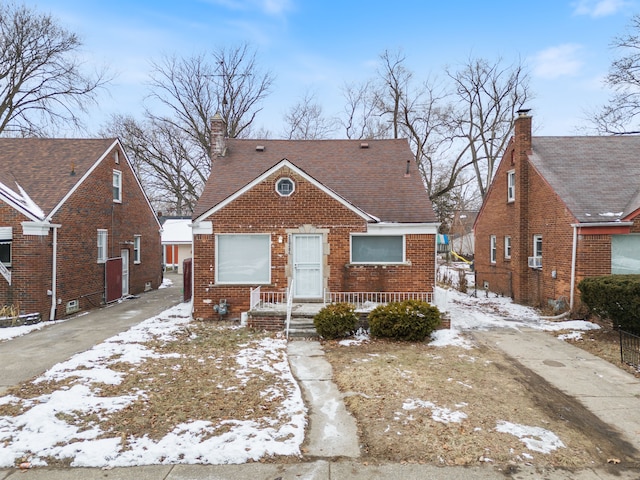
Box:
[0,272,185,395]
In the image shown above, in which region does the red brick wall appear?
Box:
[475,115,579,308]
[0,145,162,320]
[193,168,436,321]
[0,207,52,317]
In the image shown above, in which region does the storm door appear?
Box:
[292,234,322,299]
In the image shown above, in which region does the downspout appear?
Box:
[569,225,577,311]
[49,224,59,321]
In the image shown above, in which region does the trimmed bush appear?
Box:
[578,275,640,333]
[313,302,358,339]
[368,300,441,342]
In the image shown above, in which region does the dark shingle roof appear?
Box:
[193,138,436,223]
[0,138,116,217]
[530,136,640,223]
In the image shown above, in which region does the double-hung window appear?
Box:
[0,227,12,267]
[507,170,516,202]
[504,236,511,259]
[216,234,271,284]
[113,170,122,203]
[351,235,404,264]
[133,235,141,264]
[533,235,542,258]
[97,229,108,263]
[490,235,497,264]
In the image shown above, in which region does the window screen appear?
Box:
[351,235,403,263]
[216,234,271,283]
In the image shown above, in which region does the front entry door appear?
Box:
[121,249,129,296]
[293,234,322,299]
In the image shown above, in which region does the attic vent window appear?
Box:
[276,177,295,197]
[256,145,265,152]
[360,142,369,149]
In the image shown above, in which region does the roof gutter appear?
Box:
[571,221,633,228]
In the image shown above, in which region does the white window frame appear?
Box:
[490,235,497,264]
[350,234,405,264]
[133,235,141,264]
[276,177,295,197]
[507,170,515,202]
[504,236,511,259]
[533,234,542,258]
[113,169,122,203]
[215,233,271,284]
[97,229,108,263]
[0,227,12,267]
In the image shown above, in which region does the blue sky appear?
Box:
[31,0,639,136]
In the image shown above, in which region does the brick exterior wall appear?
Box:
[193,167,436,321]
[0,145,162,320]
[475,115,639,309]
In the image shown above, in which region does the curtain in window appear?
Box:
[217,234,270,283]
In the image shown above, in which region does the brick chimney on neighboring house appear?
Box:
[211,112,227,159]
[513,108,533,305]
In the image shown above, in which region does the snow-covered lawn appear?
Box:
[0,264,603,468]
[0,302,305,468]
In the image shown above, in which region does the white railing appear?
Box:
[249,286,261,310]
[285,282,294,340]
[0,261,10,285]
[325,291,434,308]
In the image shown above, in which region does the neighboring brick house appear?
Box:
[474,111,640,311]
[0,138,162,321]
[190,117,439,323]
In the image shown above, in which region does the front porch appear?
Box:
[247,286,436,338]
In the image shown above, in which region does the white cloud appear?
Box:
[532,44,584,79]
[572,0,629,17]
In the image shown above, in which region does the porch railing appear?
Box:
[249,289,434,310]
[285,282,294,340]
[325,291,434,309]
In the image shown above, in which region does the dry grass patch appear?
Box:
[557,319,640,379]
[324,338,627,469]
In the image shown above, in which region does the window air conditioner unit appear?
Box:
[528,256,542,269]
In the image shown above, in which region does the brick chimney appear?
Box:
[211,112,227,158]
[514,108,532,154]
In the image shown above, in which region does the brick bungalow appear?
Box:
[190,116,439,324]
[0,138,162,321]
[474,111,640,311]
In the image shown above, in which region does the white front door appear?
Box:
[121,249,129,296]
[293,234,322,299]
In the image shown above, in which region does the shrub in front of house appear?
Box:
[368,300,441,341]
[578,275,640,333]
[313,302,359,339]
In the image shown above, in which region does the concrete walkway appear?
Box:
[287,340,360,458]
[472,328,640,457]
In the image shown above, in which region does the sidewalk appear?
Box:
[0,272,184,395]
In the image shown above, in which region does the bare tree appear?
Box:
[102,114,206,216]
[339,80,389,139]
[593,14,640,134]
[0,2,109,136]
[146,44,274,165]
[445,57,531,198]
[282,90,335,139]
[375,49,413,139]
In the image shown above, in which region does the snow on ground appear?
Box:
[0,302,306,468]
[0,262,600,466]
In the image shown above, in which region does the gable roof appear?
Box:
[0,138,118,220]
[530,136,640,223]
[193,138,436,223]
[161,218,192,244]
